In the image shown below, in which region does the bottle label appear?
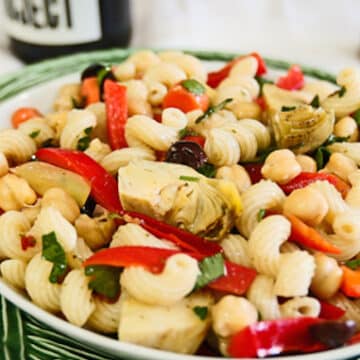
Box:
[1,0,101,45]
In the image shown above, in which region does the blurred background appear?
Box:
[0,0,359,75]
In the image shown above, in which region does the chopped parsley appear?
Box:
[193,306,208,320]
[181,79,205,95]
[345,259,360,270]
[281,106,296,112]
[310,94,320,108]
[42,232,67,284]
[194,253,225,290]
[179,175,200,182]
[337,86,347,98]
[85,265,121,300]
[76,127,93,151]
[29,130,40,139]
[97,66,112,86]
[195,98,233,124]
[257,209,266,222]
[197,163,216,178]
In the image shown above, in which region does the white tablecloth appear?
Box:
[0,0,359,76]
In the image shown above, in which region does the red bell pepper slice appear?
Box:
[207,52,267,88]
[182,135,206,148]
[80,77,100,106]
[276,65,304,90]
[125,210,222,256]
[84,246,256,295]
[341,265,360,298]
[319,300,345,320]
[35,148,123,213]
[11,107,42,128]
[163,83,209,113]
[347,332,360,345]
[243,163,263,184]
[83,246,180,273]
[280,172,350,198]
[228,317,326,358]
[104,79,128,150]
[287,214,341,254]
[206,260,257,295]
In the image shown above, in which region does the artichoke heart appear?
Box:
[270,105,335,154]
[118,160,241,240]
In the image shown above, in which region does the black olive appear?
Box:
[81,63,105,80]
[80,196,97,217]
[165,141,207,170]
[309,320,356,348]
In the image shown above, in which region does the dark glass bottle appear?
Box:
[2,0,131,63]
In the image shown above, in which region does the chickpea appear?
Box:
[324,152,357,182]
[0,174,37,211]
[261,149,301,184]
[216,165,251,193]
[310,253,343,299]
[334,116,359,142]
[41,188,80,223]
[295,155,317,173]
[113,61,136,81]
[211,296,258,338]
[283,187,328,226]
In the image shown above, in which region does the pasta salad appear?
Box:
[1,50,360,358]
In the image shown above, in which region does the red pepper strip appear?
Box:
[182,135,206,148]
[287,214,341,254]
[207,260,257,295]
[319,300,345,320]
[243,163,263,184]
[35,148,123,213]
[207,52,267,88]
[340,265,360,298]
[276,65,305,90]
[228,317,326,358]
[83,246,180,274]
[84,246,256,295]
[104,79,128,150]
[280,172,350,198]
[125,210,222,256]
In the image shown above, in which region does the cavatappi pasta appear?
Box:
[1,50,360,358]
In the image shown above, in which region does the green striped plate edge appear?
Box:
[0,48,344,360]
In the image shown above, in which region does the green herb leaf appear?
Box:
[345,259,360,270]
[257,209,266,222]
[314,147,331,170]
[194,253,224,290]
[85,265,121,300]
[179,175,200,182]
[178,127,198,139]
[197,163,216,178]
[76,127,93,151]
[310,94,320,108]
[255,76,274,96]
[193,306,208,320]
[29,130,40,139]
[353,109,360,126]
[281,106,296,112]
[42,232,67,284]
[97,66,112,86]
[181,79,205,95]
[195,98,233,124]
[324,134,350,146]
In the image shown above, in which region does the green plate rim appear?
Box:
[0,47,336,102]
